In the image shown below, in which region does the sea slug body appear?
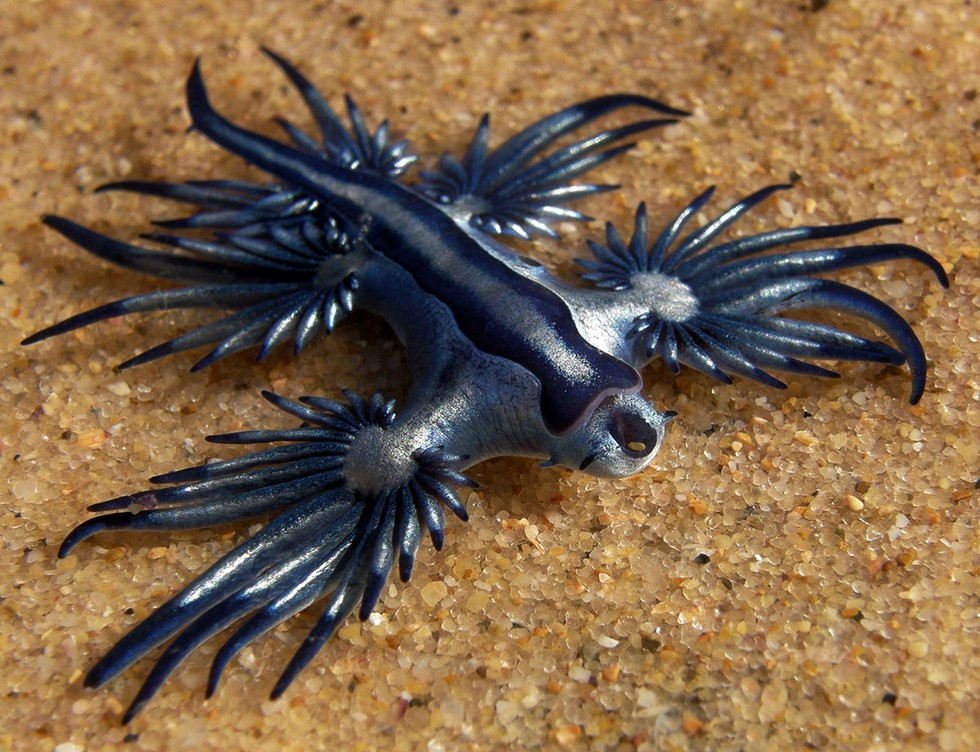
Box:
[24,50,948,723]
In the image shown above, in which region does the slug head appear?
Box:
[550,393,674,478]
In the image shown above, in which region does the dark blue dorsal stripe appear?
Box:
[359,188,642,435]
[186,66,640,434]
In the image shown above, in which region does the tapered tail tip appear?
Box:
[185,58,210,126]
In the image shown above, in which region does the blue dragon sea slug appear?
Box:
[24,50,948,723]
